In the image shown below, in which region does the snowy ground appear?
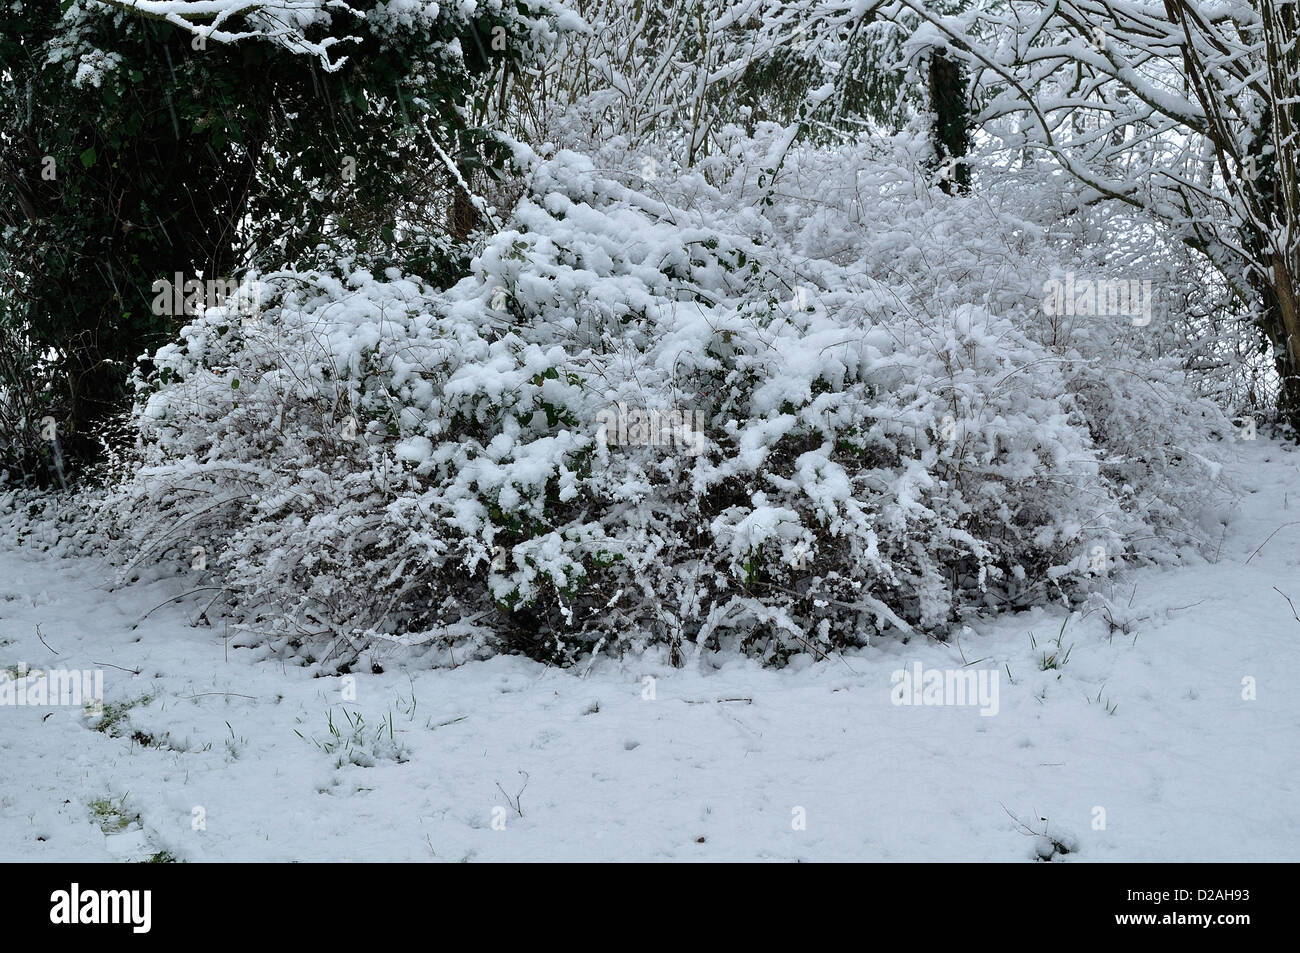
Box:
[1,439,1298,862]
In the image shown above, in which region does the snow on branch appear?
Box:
[93,0,367,70]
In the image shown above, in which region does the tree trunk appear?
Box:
[1263,254,1300,429]
[928,49,970,195]
[451,183,479,242]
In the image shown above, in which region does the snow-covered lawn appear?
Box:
[2,439,1297,862]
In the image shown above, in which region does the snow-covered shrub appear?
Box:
[698,127,1237,556]
[102,134,1229,667]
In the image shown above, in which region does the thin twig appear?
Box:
[1246,521,1300,565]
[132,587,228,629]
[1273,587,1300,623]
[36,624,59,655]
[93,661,142,675]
